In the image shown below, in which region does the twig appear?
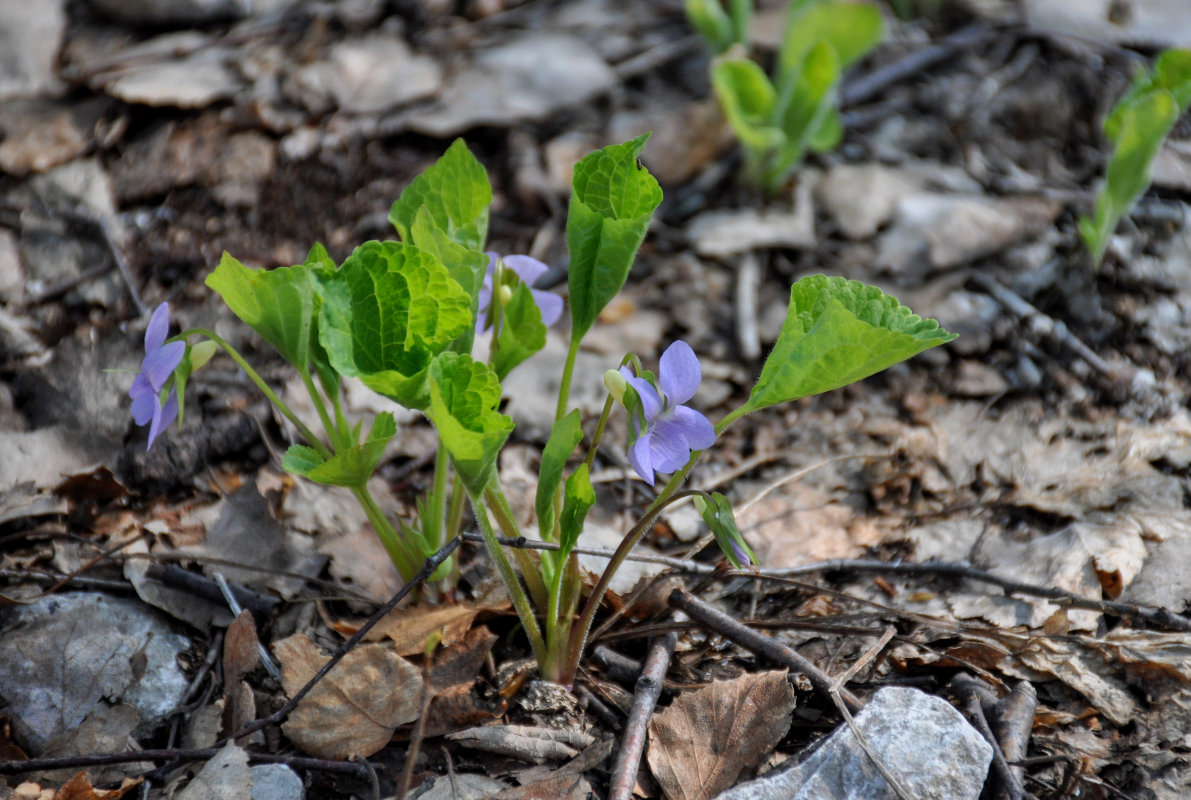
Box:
[613,35,704,79]
[145,562,280,619]
[214,535,460,747]
[745,558,1191,633]
[397,654,435,800]
[0,748,369,777]
[667,588,862,712]
[991,681,1036,800]
[950,674,1023,800]
[827,627,913,800]
[608,632,677,800]
[841,24,998,107]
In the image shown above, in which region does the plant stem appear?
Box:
[471,493,548,669]
[425,442,450,550]
[582,393,616,470]
[352,484,417,581]
[299,365,342,452]
[176,328,332,461]
[554,335,581,423]
[484,482,548,610]
[446,476,467,539]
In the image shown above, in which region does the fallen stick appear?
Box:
[607,632,677,800]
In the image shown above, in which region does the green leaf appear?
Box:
[1081,89,1179,266]
[566,135,663,342]
[770,40,840,187]
[389,139,491,251]
[410,206,490,353]
[493,282,547,380]
[711,58,785,152]
[300,243,341,397]
[777,1,883,92]
[807,103,843,154]
[425,353,514,496]
[686,0,734,53]
[693,493,757,568]
[743,276,956,414]
[535,410,584,542]
[281,445,324,475]
[558,463,595,561]
[205,252,320,368]
[1105,49,1191,141]
[318,240,472,409]
[282,414,397,487]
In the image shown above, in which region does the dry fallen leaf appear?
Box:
[175,743,250,800]
[647,670,796,800]
[369,602,488,655]
[273,633,422,759]
[57,772,142,800]
[446,725,594,764]
[222,610,259,737]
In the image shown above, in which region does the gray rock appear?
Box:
[0,0,66,100]
[407,33,616,137]
[0,592,191,753]
[250,764,304,800]
[290,34,442,115]
[715,687,992,800]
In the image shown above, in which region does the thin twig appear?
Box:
[668,588,862,712]
[0,748,369,777]
[608,632,677,800]
[841,24,998,107]
[950,674,1023,800]
[826,626,914,800]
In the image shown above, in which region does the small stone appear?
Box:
[0,0,66,100]
[688,180,816,257]
[250,764,304,800]
[290,34,442,114]
[715,687,992,800]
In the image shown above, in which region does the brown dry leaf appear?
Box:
[647,670,796,800]
[222,610,258,736]
[446,725,594,764]
[739,482,882,568]
[491,772,595,799]
[273,633,422,759]
[370,602,500,656]
[57,772,142,799]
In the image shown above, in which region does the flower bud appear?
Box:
[189,340,218,372]
[603,369,627,403]
[497,284,514,307]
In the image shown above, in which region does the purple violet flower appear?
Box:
[129,303,185,450]
[619,341,716,486]
[477,253,564,334]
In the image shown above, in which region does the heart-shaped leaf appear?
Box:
[281,413,397,488]
[743,276,955,414]
[318,240,471,410]
[389,138,491,251]
[206,252,320,368]
[425,353,514,496]
[567,135,663,341]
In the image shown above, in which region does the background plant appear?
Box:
[134,136,954,686]
[1081,49,1191,266]
[687,0,884,194]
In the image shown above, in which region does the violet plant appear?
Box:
[128,135,954,685]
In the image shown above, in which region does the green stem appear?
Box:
[299,366,342,452]
[176,328,331,461]
[471,494,548,669]
[485,483,548,610]
[352,484,417,581]
[446,475,467,539]
[425,442,450,550]
[554,335,581,423]
[582,393,616,471]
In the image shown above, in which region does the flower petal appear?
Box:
[648,422,692,474]
[146,388,178,450]
[142,340,185,391]
[502,255,549,287]
[131,390,156,426]
[629,434,654,486]
[658,341,701,405]
[145,303,171,353]
[529,288,564,327]
[129,373,152,400]
[623,374,662,421]
[667,405,716,449]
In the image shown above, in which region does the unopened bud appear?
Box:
[497,284,514,306]
[604,369,627,403]
[189,340,218,372]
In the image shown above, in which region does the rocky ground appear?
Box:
[3,0,1191,798]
